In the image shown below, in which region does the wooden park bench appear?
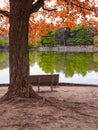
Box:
[29,74,59,92]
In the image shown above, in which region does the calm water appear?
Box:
[0,51,98,85]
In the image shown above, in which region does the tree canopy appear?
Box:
[0,0,98,41]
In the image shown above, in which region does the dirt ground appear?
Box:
[0,86,98,130]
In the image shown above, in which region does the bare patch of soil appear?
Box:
[0,86,98,130]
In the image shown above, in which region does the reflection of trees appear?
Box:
[91,53,98,72]
[0,51,9,69]
[29,51,42,66]
[93,53,98,63]
[54,52,66,72]
[39,52,58,73]
[63,53,92,77]
[29,51,96,77]
[1,51,96,76]
[91,63,98,72]
[38,52,92,77]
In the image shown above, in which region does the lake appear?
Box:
[0,51,98,85]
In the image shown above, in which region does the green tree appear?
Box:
[67,25,93,45]
[41,30,57,46]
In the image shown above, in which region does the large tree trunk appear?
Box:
[2,1,39,99]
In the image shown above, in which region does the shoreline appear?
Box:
[1,45,98,52]
[0,82,98,87]
[39,45,98,52]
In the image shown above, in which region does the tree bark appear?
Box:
[2,1,40,99]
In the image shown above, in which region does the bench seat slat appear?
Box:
[29,74,59,91]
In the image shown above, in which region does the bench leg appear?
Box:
[51,76,54,92]
[38,77,40,92]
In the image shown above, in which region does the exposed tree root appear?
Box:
[0,84,42,103]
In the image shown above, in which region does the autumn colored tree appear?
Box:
[0,0,97,100]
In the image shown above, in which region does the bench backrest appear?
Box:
[29,74,59,86]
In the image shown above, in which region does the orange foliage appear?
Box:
[0,6,9,35]
[0,0,98,42]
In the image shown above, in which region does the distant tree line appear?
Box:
[40,25,95,46]
[0,25,97,48]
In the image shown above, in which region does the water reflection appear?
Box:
[38,52,92,77]
[0,51,9,70]
[0,51,98,84]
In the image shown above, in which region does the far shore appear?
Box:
[39,45,98,52]
[1,45,98,52]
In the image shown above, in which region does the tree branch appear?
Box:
[71,1,94,12]
[42,6,57,12]
[30,0,44,13]
[0,9,10,17]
